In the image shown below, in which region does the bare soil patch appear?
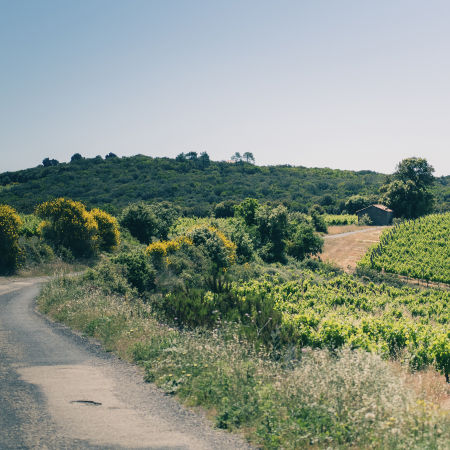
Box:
[320,226,388,271]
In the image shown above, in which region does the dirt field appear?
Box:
[320,226,388,271]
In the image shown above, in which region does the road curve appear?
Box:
[0,280,251,449]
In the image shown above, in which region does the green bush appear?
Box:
[113,251,156,293]
[120,202,158,244]
[287,223,324,261]
[91,208,120,252]
[0,204,23,274]
[18,236,54,267]
[18,213,41,237]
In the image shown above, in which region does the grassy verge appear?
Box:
[38,275,450,449]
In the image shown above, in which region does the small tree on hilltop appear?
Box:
[70,153,83,162]
[243,152,255,164]
[0,205,23,274]
[231,152,242,163]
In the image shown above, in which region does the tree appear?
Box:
[231,152,242,163]
[380,157,435,219]
[198,151,210,169]
[42,157,59,167]
[105,152,118,159]
[185,151,198,161]
[214,200,236,218]
[120,201,178,243]
[70,153,83,162]
[344,195,372,214]
[243,152,255,164]
[394,157,435,189]
[235,198,260,226]
[256,204,289,262]
[0,205,22,274]
[287,222,323,261]
[120,202,158,244]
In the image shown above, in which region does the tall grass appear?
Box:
[38,275,449,449]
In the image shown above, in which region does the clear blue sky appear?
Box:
[1,0,449,175]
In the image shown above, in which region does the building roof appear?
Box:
[355,204,393,214]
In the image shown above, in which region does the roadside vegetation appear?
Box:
[39,274,449,449]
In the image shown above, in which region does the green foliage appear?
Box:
[0,204,23,274]
[287,223,324,261]
[120,201,179,244]
[380,179,434,219]
[120,202,158,244]
[213,200,236,218]
[113,251,156,293]
[35,198,99,257]
[324,214,358,225]
[360,212,450,284]
[91,208,120,252]
[311,211,327,233]
[380,157,436,219]
[235,198,259,226]
[18,213,41,237]
[232,271,450,377]
[344,195,374,214]
[18,236,54,267]
[255,204,289,262]
[2,154,448,215]
[359,213,373,225]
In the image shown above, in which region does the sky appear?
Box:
[1,0,449,176]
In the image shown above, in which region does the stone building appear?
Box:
[356,204,393,226]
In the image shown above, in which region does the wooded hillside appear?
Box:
[0,154,448,214]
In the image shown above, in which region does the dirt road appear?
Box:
[0,280,251,449]
[320,226,388,271]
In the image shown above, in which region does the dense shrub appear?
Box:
[287,223,324,261]
[256,204,289,262]
[18,213,41,237]
[214,200,236,218]
[18,236,54,267]
[35,198,98,257]
[311,211,328,233]
[91,208,120,252]
[120,202,158,244]
[0,204,23,274]
[113,251,156,293]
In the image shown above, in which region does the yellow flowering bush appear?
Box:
[90,208,120,252]
[146,236,192,266]
[146,226,236,273]
[0,204,23,274]
[186,225,236,267]
[36,198,98,257]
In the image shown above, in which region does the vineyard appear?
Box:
[359,213,450,284]
[232,270,449,380]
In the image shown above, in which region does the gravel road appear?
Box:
[0,280,251,449]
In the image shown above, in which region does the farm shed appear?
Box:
[356,204,393,226]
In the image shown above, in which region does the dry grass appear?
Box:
[321,226,388,271]
[326,224,372,235]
